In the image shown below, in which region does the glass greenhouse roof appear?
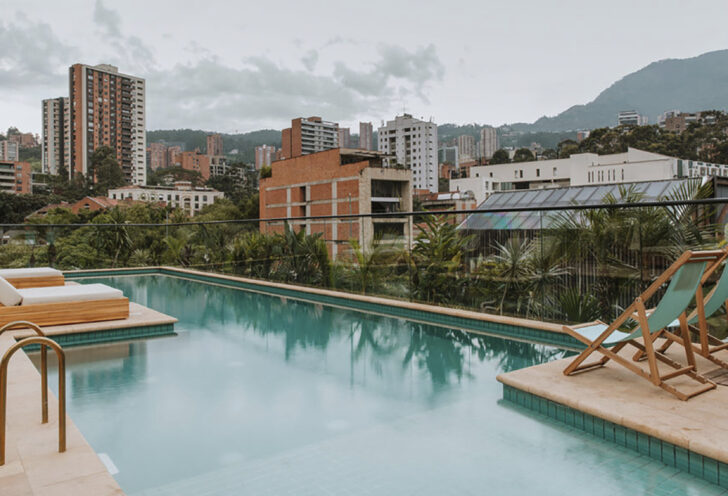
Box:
[459,178,702,231]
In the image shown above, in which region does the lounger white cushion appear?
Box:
[18,284,124,306]
[0,277,22,306]
[0,267,63,279]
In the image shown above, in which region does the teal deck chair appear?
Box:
[563,250,725,401]
[647,251,728,368]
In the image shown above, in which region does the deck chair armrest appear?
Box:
[566,320,606,330]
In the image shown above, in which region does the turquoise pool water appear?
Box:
[41,275,725,495]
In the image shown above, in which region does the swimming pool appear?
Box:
[40,275,725,495]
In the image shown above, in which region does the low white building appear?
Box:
[450,148,728,205]
[108,181,224,217]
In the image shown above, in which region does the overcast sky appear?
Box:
[2,0,728,135]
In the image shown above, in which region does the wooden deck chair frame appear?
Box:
[563,249,726,401]
[4,275,65,289]
[642,247,728,368]
[0,298,129,328]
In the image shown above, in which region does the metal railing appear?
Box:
[0,321,66,465]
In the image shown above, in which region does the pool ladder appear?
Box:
[0,321,66,465]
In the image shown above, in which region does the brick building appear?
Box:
[259,148,412,258]
[207,134,223,156]
[69,63,146,185]
[148,142,169,170]
[9,133,38,148]
[167,145,182,167]
[178,151,211,180]
[0,161,32,194]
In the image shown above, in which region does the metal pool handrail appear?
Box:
[0,321,50,423]
[0,328,66,465]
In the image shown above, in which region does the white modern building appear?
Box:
[618,110,648,126]
[255,145,277,170]
[41,97,70,175]
[378,114,438,192]
[359,122,374,150]
[450,148,725,205]
[0,140,20,162]
[108,181,224,216]
[457,135,476,161]
[479,126,498,160]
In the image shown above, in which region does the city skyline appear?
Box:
[2,0,728,135]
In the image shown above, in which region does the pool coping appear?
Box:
[0,333,125,495]
[13,302,178,351]
[65,266,583,350]
[497,350,728,490]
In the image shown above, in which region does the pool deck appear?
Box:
[0,303,177,495]
[498,343,728,487]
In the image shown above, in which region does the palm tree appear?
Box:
[410,216,474,304]
[348,237,404,294]
[92,208,132,268]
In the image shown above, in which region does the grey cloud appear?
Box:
[147,57,387,130]
[92,1,156,71]
[301,50,318,71]
[147,44,444,130]
[374,44,444,99]
[0,14,76,89]
[93,0,122,38]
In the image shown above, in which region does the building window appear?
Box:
[536,169,540,177]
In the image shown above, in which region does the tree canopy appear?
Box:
[489,149,510,164]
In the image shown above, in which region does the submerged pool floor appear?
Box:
[40,275,727,495]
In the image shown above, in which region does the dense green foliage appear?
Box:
[512,148,535,162]
[89,146,126,195]
[560,113,728,163]
[0,193,51,223]
[489,149,510,164]
[146,129,281,163]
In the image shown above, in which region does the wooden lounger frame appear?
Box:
[5,276,66,289]
[0,298,129,328]
[563,249,726,401]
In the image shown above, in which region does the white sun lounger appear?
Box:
[0,267,65,289]
[0,277,129,327]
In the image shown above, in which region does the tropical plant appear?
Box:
[410,216,474,304]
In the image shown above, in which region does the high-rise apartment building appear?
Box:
[457,135,476,161]
[41,97,71,175]
[0,141,20,162]
[69,63,146,185]
[280,116,339,159]
[206,134,223,156]
[148,142,169,170]
[377,114,438,192]
[479,126,498,160]
[338,127,351,149]
[359,122,374,151]
[255,145,278,170]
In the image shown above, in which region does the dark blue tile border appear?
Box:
[502,383,728,490]
[19,323,176,351]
